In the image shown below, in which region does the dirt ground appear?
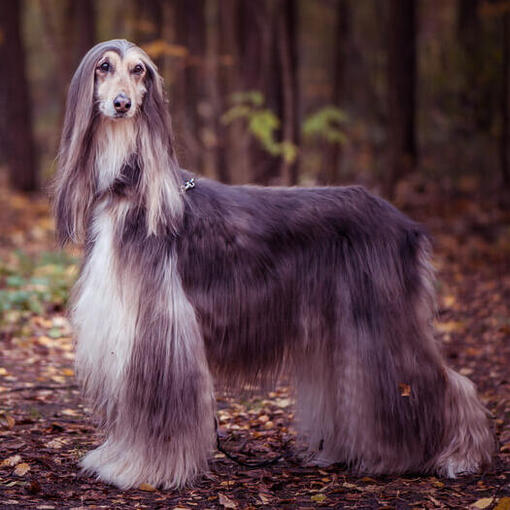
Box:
[0,184,509,509]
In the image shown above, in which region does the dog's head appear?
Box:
[55,40,181,246]
[64,39,164,123]
[94,46,148,119]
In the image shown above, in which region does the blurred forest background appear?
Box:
[1,0,510,199]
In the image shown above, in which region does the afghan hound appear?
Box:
[54,39,493,490]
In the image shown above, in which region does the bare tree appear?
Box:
[501,9,510,189]
[0,0,38,191]
[173,0,206,174]
[320,0,350,185]
[386,0,417,197]
[278,0,300,185]
[238,0,282,184]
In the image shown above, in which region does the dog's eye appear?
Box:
[98,62,110,73]
[132,64,144,75]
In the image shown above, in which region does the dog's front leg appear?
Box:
[79,255,215,490]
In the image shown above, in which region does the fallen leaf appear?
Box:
[2,455,21,467]
[399,383,411,397]
[471,498,494,509]
[14,463,30,476]
[258,491,271,505]
[436,320,465,333]
[139,483,156,492]
[61,409,79,417]
[47,439,64,449]
[218,493,237,509]
[495,498,510,510]
[311,494,327,503]
[0,368,8,376]
[442,295,456,308]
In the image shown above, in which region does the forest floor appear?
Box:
[0,181,509,509]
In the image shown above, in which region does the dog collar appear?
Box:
[181,178,196,193]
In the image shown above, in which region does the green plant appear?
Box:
[302,106,349,145]
[0,251,78,315]
[221,91,298,164]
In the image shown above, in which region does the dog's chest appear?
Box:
[73,207,137,387]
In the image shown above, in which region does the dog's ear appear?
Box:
[53,44,101,245]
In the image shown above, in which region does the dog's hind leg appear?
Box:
[295,230,493,476]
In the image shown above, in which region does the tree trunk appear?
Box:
[320,0,350,185]
[173,0,206,173]
[217,0,240,184]
[239,0,282,184]
[0,0,38,191]
[386,0,417,197]
[134,0,164,68]
[457,0,484,129]
[501,10,510,189]
[278,0,299,186]
[73,0,96,62]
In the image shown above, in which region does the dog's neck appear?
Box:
[92,116,184,236]
[95,118,138,193]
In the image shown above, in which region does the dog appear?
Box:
[54,39,493,489]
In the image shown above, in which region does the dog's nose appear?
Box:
[113,94,131,114]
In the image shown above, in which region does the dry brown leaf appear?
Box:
[442,295,456,308]
[139,483,156,492]
[14,463,30,476]
[258,492,271,505]
[495,497,510,510]
[3,414,15,429]
[436,320,465,333]
[61,409,79,417]
[399,383,411,397]
[311,493,327,503]
[470,498,494,509]
[218,493,237,509]
[2,455,21,467]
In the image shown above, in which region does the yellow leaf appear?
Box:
[14,463,30,476]
[436,320,464,333]
[495,497,510,510]
[37,336,53,347]
[62,368,74,377]
[442,295,456,308]
[0,368,8,376]
[2,455,22,467]
[258,492,271,505]
[47,439,64,449]
[218,493,237,509]
[61,408,78,417]
[141,40,188,59]
[311,494,327,503]
[471,498,494,509]
[399,383,411,397]
[5,414,15,429]
[139,483,156,492]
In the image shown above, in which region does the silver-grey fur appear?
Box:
[54,40,494,490]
